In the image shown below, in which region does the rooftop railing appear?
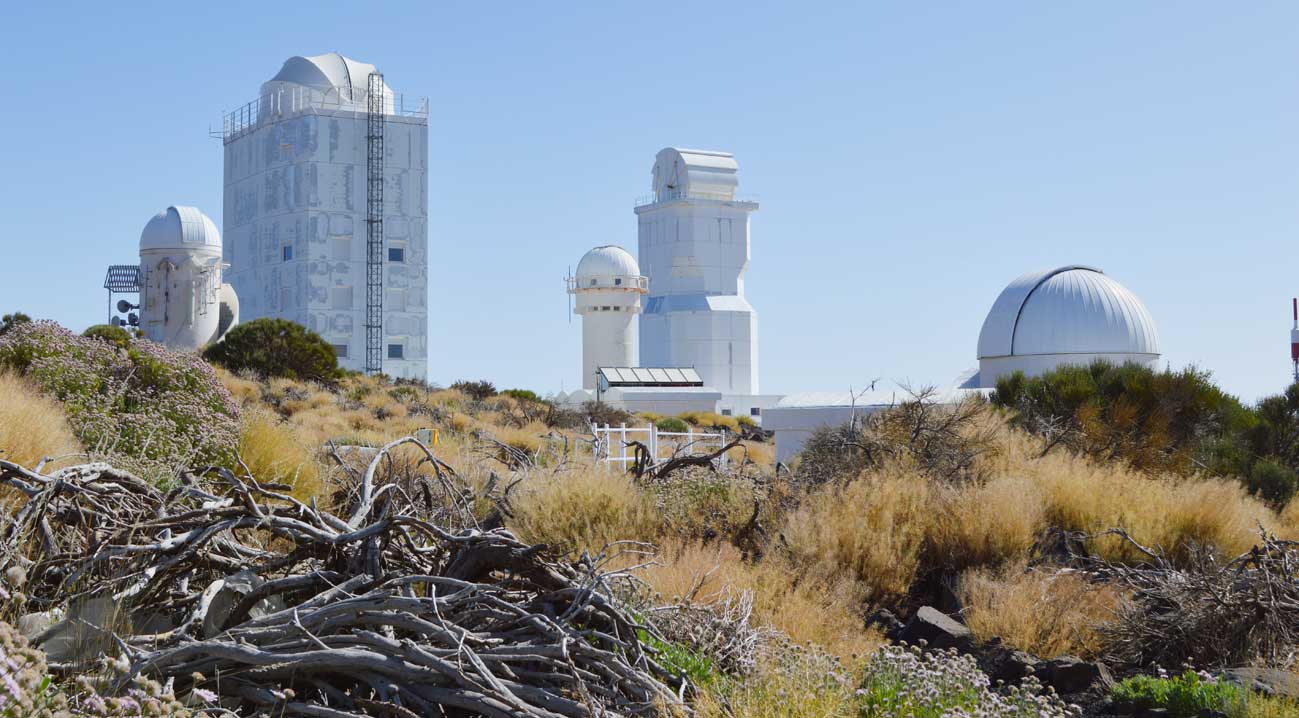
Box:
[633,189,759,208]
[211,86,429,143]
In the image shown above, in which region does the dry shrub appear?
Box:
[1033,450,1276,562]
[929,474,1045,571]
[694,649,862,718]
[237,409,324,500]
[959,562,1120,659]
[215,366,262,405]
[781,470,931,607]
[0,371,81,469]
[509,465,657,554]
[643,540,880,662]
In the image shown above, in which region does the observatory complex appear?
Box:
[559,148,781,419]
[219,53,430,379]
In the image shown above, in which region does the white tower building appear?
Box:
[138,206,236,351]
[219,53,429,379]
[568,246,648,390]
[635,148,760,395]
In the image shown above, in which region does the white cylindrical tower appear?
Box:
[138,206,226,351]
[569,246,648,390]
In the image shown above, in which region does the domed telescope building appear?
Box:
[568,246,648,390]
[971,265,1160,387]
[217,52,429,379]
[102,206,240,351]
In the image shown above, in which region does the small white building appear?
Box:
[137,206,238,351]
[568,246,648,390]
[971,265,1160,388]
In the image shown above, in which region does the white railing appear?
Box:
[634,190,759,208]
[213,86,430,143]
[591,423,729,469]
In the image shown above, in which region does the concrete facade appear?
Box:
[221,54,429,380]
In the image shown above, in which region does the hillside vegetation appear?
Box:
[2,324,1299,716]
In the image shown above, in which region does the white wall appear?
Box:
[223,107,429,379]
[977,352,1160,388]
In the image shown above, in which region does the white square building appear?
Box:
[220,53,429,380]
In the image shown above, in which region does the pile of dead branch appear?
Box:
[1083,528,1299,669]
[0,438,689,718]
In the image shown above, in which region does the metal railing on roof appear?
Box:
[211,86,429,144]
[634,189,759,208]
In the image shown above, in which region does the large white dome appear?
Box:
[975,266,1159,386]
[139,206,221,253]
[575,245,642,283]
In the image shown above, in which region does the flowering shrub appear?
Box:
[857,644,1080,718]
[0,321,238,478]
[1111,670,1241,717]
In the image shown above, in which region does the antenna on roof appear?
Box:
[566,267,573,324]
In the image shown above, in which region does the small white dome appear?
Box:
[576,245,642,282]
[140,206,221,253]
[269,53,382,93]
[977,266,1159,360]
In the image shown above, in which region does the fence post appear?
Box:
[721,429,728,468]
[620,423,627,466]
[648,422,657,463]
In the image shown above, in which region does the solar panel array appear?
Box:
[598,367,703,387]
[102,265,142,291]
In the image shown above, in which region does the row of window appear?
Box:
[331,343,406,360]
[591,305,625,312]
[588,277,629,287]
[720,407,762,417]
[283,246,406,263]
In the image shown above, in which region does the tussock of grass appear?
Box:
[0,371,81,468]
[509,466,657,554]
[236,409,324,501]
[959,562,1120,659]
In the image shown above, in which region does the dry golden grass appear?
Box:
[509,465,658,554]
[694,652,864,718]
[214,367,262,406]
[781,469,931,607]
[237,409,325,501]
[643,540,881,662]
[0,371,81,469]
[1031,450,1276,561]
[929,474,1045,571]
[959,562,1121,659]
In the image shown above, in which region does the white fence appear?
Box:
[591,423,730,469]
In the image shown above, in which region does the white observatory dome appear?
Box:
[974,265,1160,387]
[261,52,387,96]
[139,206,221,253]
[575,245,643,286]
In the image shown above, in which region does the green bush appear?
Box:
[1245,458,1298,506]
[203,318,340,384]
[0,312,31,336]
[82,323,132,349]
[992,361,1252,475]
[656,417,690,433]
[1111,671,1241,717]
[502,388,542,403]
[451,380,497,401]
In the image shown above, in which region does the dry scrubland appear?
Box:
[216,370,1299,715]
[2,326,1299,715]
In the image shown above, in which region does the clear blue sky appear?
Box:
[2,2,1297,403]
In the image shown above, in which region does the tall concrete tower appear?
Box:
[219,53,429,379]
[568,246,648,390]
[635,148,760,394]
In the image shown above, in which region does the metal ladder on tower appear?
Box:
[365,72,386,375]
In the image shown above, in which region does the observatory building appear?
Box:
[568,246,649,390]
[103,206,239,351]
[559,148,782,419]
[971,265,1160,388]
[218,53,430,379]
[764,264,1162,462]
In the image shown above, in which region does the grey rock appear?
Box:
[1220,667,1299,699]
[1038,655,1109,694]
[897,606,973,651]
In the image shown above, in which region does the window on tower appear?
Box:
[388,247,404,262]
[282,245,293,261]
[388,343,404,359]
